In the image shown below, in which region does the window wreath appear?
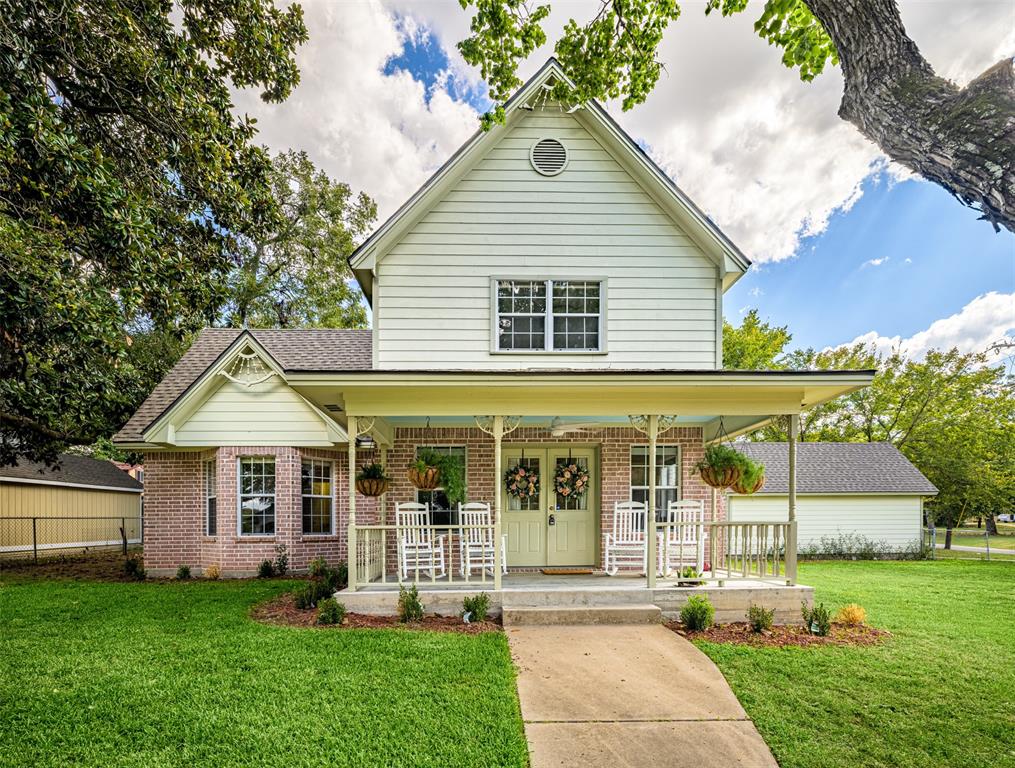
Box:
[554,460,589,499]
[504,463,539,499]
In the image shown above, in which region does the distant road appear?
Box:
[935,543,1015,556]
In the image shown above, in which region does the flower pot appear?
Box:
[699,465,741,489]
[408,466,440,490]
[731,474,766,495]
[355,477,390,497]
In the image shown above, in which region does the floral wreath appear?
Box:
[554,461,589,499]
[504,463,540,498]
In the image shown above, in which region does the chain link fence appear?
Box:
[924,524,1015,561]
[0,514,143,565]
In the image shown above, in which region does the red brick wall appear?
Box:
[144,426,724,576]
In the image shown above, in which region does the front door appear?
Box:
[502,447,597,567]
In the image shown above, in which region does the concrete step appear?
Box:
[502,604,662,626]
[502,587,655,608]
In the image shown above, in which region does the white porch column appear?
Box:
[492,415,504,590]
[378,445,388,525]
[646,414,658,589]
[786,413,799,585]
[347,415,358,591]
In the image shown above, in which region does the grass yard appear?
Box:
[698,560,1015,768]
[0,578,528,768]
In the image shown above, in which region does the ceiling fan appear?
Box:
[547,417,604,437]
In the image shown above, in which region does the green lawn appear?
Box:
[0,578,528,768]
[940,531,1015,550]
[698,560,1015,768]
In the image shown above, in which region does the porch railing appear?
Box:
[653,519,794,585]
[352,523,500,590]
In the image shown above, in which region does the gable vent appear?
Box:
[530,138,568,176]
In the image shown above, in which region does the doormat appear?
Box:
[540,568,594,575]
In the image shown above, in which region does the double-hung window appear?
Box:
[301,459,333,535]
[415,446,466,527]
[238,457,275,536]
[204,459,217,536]
[495,279,603,352]
[630,446,681,519]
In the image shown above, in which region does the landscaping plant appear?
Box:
[176,565,192,581]
[257,560,275,579]
[747,603,774,633]
[203,564,221,580]
[398,584,425,623]
[462,593,490,622]
[316,598,346,626]
[835,603,867,626]
[273,544,289,576]
[124,556,146,581]
[680,595,715,631]
[802,601,832,636]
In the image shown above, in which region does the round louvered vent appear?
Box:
[530,138,568,176]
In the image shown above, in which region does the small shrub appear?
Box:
[274,544,289,576]
[680,595,714,631]
[398,584,424,623]
[799,533,925,561]
[462,593,490,622]
[204,563,221,580]
[124,555,146,581]
[295,580,334,610]
[836,603,867,626]
[257,559,275,579]
[331,560,348,590]
[316,598,346,626]
[747,603,774,633]
[176,565,192,580]
[308,557,329,579]
[802,601,832,636]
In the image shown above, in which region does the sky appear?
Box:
[233,0,1015,360]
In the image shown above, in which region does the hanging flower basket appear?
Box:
[554,461,589,499]
[695,444,744,489]
[699,465,742,489]
[731,473,766,495]
[504,464,539,499]
[408,465,440,490]
[355,463,390,497]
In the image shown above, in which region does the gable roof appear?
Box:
[0,453,144,492]
[114,328,372,443]
[349,58,751,301]
[734,442,938,496]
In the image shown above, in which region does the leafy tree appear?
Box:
[723,310,792,369]
[457,0,1015,233]
[0,0,308,466]
[225,150,376,329]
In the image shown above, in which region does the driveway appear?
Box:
[507,624,778,768]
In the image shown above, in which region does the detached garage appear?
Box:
[0,453,143,559]
[729,443,937,554]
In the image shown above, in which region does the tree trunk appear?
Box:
[806,0,1015,233]
[944,527,952,550]
[985,515,999,536]
[976,516,982,529]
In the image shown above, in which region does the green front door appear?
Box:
[502,447,597,568]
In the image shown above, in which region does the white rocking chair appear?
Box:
[657,500,705,576]
[604,500,647,576]
[457,502,508,577]
[396,502,447,581]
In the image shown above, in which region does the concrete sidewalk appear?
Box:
[508,624,779,768]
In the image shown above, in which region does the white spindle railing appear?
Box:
[655,520,793,584]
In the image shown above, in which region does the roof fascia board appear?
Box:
[0,476,143,493]
[288,371,874,387]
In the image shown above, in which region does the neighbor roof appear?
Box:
[734,443,937,495]
[113,328,372,443]
[0,454,144,492]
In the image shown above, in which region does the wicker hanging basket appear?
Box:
[731,473,766,495]
[355,477,390,497]
[408,465,440,490]
[699,465,742,489]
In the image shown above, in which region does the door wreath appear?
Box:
[554,461,589,499]
[504,464,539,498]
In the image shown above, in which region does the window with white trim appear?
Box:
[204,459,217,536]
[630,445,680,517]
[415,446,466,527]
[496,279,602,351]
[301,459,333,535]
[238,457,275,536]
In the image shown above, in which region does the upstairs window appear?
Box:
[495,279,603,352]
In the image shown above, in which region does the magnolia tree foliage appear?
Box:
[0,0,308,466]
[458,0,1015,232]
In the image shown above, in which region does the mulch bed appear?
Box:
[250,591,502,634]
[0,550,145,582]
[666,620,890,648]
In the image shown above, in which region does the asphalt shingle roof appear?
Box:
[0,454,143,491]
[114,328,372,443]
[734,442,937,496]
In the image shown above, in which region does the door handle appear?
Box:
[547,514,556,526]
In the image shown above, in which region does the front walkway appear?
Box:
[508,624,778,768]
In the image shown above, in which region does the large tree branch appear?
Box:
[805,0,1015,232]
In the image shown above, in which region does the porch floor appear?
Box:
[353,571,789,592]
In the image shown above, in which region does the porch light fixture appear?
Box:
[356,435,376,449]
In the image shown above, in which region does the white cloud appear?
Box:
[749,286,764,297]
[904,258,913,264]
[840,292,1015,359]
[862,257,889,268]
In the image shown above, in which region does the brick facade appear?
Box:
[143,426,726,577]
